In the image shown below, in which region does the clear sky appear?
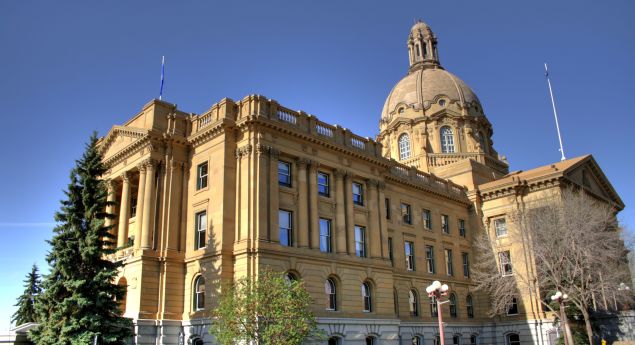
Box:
[0,0,633,331]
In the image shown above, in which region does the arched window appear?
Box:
[413,335,423,345]
[440,126,455,153]
[193,339,203,345]
[506,333,520,345]
[449,293,458,318]
[470,335,478,345]
[328,337,341,345]
[409,289,419,316]
[325,278,337,311]
[434,335,441,345]
[430,295,438,316]
[453,334,461,345]
[366,336,376,345]
[466,295,474,318]
[284,272,297,284]
[398,134,411,160]
[362,282,372,312]
[193,275,205,311]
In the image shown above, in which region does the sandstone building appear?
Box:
[99,20,624,345]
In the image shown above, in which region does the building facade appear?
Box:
[100,21,624,345]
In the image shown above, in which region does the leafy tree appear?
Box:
[211,269,323,345]
[473,189,632,345]
[30,133,133,345]
[12,264,42,326]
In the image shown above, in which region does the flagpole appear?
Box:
[159,56,165,101]
[544,63,566,161]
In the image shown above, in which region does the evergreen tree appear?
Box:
[11,264,42,326]
[30,133,133,345]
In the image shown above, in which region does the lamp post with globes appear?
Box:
[426,280,450,345]
[551,291,570,345]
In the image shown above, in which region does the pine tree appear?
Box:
[11,264,42,326]
[30,133,133,345]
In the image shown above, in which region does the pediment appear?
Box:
[100,126,148,161]
[563,156,624,209]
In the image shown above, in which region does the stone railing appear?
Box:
[388,160,467,200]
[427,153,483,167]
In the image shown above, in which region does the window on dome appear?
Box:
[440,126,455,153]
[439,99,446,107]
[398,107,405,114]
[398,134,411,160]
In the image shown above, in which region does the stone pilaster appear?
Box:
[269,148,280,243]
[334,169,347,254]
[296,158,309,248]
[367,179,381,259]
[378,181,389,260]
[308,161,320,249]
[117,171,131,249]
[344,172,355,255]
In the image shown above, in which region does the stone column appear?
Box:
[269,149,280,243]
[141,159,156,249]
[134,165,147,250]
[296,158,309,248]
[308,162,319,249]
[334,169,347,254]
[117,172,131,249]
[344,173,355,255]
[378,181,389,260]
[105,179,116,243]
[367,179,381,259]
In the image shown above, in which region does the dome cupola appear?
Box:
[377,20,508,178]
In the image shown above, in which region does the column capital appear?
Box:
[378,181,386,191]
[255,143,271,155]
[366,178,379,188]
[120,171,131,182]
[269,147,280,159]
[308,160,320,171]
[334,169,347,179]
[296,157,310,168]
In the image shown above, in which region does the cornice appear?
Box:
[103,134,151,168]
[188,118,235,148]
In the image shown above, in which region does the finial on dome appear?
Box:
[407,19,440,72]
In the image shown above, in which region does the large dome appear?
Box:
[381,67,481,120]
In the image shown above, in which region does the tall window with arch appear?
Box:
[430,295,438,316]
[449,293,458,318]
[193,275,205,311]
[466,294,474,318]
[506,333,520,345]
[440,126,455,153]
[398,133,411,160]
[325,278,337,311]
[362,282,372,312]
[409,289,419,316]
[413,335,423,345]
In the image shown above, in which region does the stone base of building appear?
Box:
[129,317,561,345]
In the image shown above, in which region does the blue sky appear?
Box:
[0,0,633,330]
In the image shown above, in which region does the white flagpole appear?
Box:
[544,63,566,161]
[159,56,165,101]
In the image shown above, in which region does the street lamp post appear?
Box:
[551,291,570,345]
[426,280,450,345]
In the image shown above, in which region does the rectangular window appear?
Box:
[507,297,519,315]
[385,198,391,220]
[445,249,454,276]
[319,218,332,253]
[130,197,137,218]
[426,245,435,274]
[430,296,438,317]
[462,252,470,278]
[195,211,207,250]
[352,182,364,206]
[196,162,208,190]
[405,241,415,271]
[499,250,513,276]
[279,210,293,246]
[423,209,432,230]
[401,203,412,225]
[459,219,466,237]
[317,172,330,197]
[354,225,366,257]
[442,214,450,234]
[388,237,394,266]
[278,161,291,187]
[495,218,507,237]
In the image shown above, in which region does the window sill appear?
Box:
[194,186,209,195]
